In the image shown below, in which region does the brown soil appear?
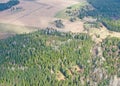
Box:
[0,0,79,39]
[0,0,79,28]
[56,71,65,81]
[50,19,84,33]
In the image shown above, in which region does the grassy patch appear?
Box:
[55,2,87,19]
[0,23,37,34]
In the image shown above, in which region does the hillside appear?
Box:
[0,0,79,39]
[78,0,120,32]
[0,29,120,86]
[0,0,120,86]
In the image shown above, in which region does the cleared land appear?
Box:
[0,0,79,27]
[0,0,79,39]
[0,0,9,3]
[50,19,84,33]
[0,0,120,41]
[55,0,87,19]
[88,25,120,43]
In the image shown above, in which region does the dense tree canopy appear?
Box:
[0,0,19,11]
[78,0,120,32]
[0,29,120,86]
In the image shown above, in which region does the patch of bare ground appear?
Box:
[50,19,84,33]
[1,0,120,41]
[109,75,120,86]
[71,65,84,73]
[56,65,83,81]
[0,0,79,39]
[0,0,79,28]
[87,25,120,43]
[56,71,65,81]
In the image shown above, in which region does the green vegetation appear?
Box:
[55,2,87,19]
[0,29,93,86]
[0,0,120,85]
[54,20,64,28]
[102,37,120,76]
[102,19,120,32]
[0,23,37,34]
[84,21,102,29]
[0,28,120,85]
[87,0,120,18]
[78,0,120,32]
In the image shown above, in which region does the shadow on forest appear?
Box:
[0,0,20,11]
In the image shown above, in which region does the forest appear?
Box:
[78,0,120,32]
[0,0,120,85]
[0,29,120,86]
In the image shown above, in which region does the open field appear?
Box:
[0,23,38,39]
[55,1,87,19]
[50,19,84,33]
[0,0,79,39]
[0,0,120,41]
[0,0,79,27]
[0,23,37,33]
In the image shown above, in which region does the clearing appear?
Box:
[0,0,79,39]
[0,0,120,41]
[88,25,120,43]
[0,0,79,28]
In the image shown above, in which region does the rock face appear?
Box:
[109,75,120,86]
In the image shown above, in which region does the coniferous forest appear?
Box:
[0,29,120,86]
[78,0,120,32]
[0,0,120,86]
